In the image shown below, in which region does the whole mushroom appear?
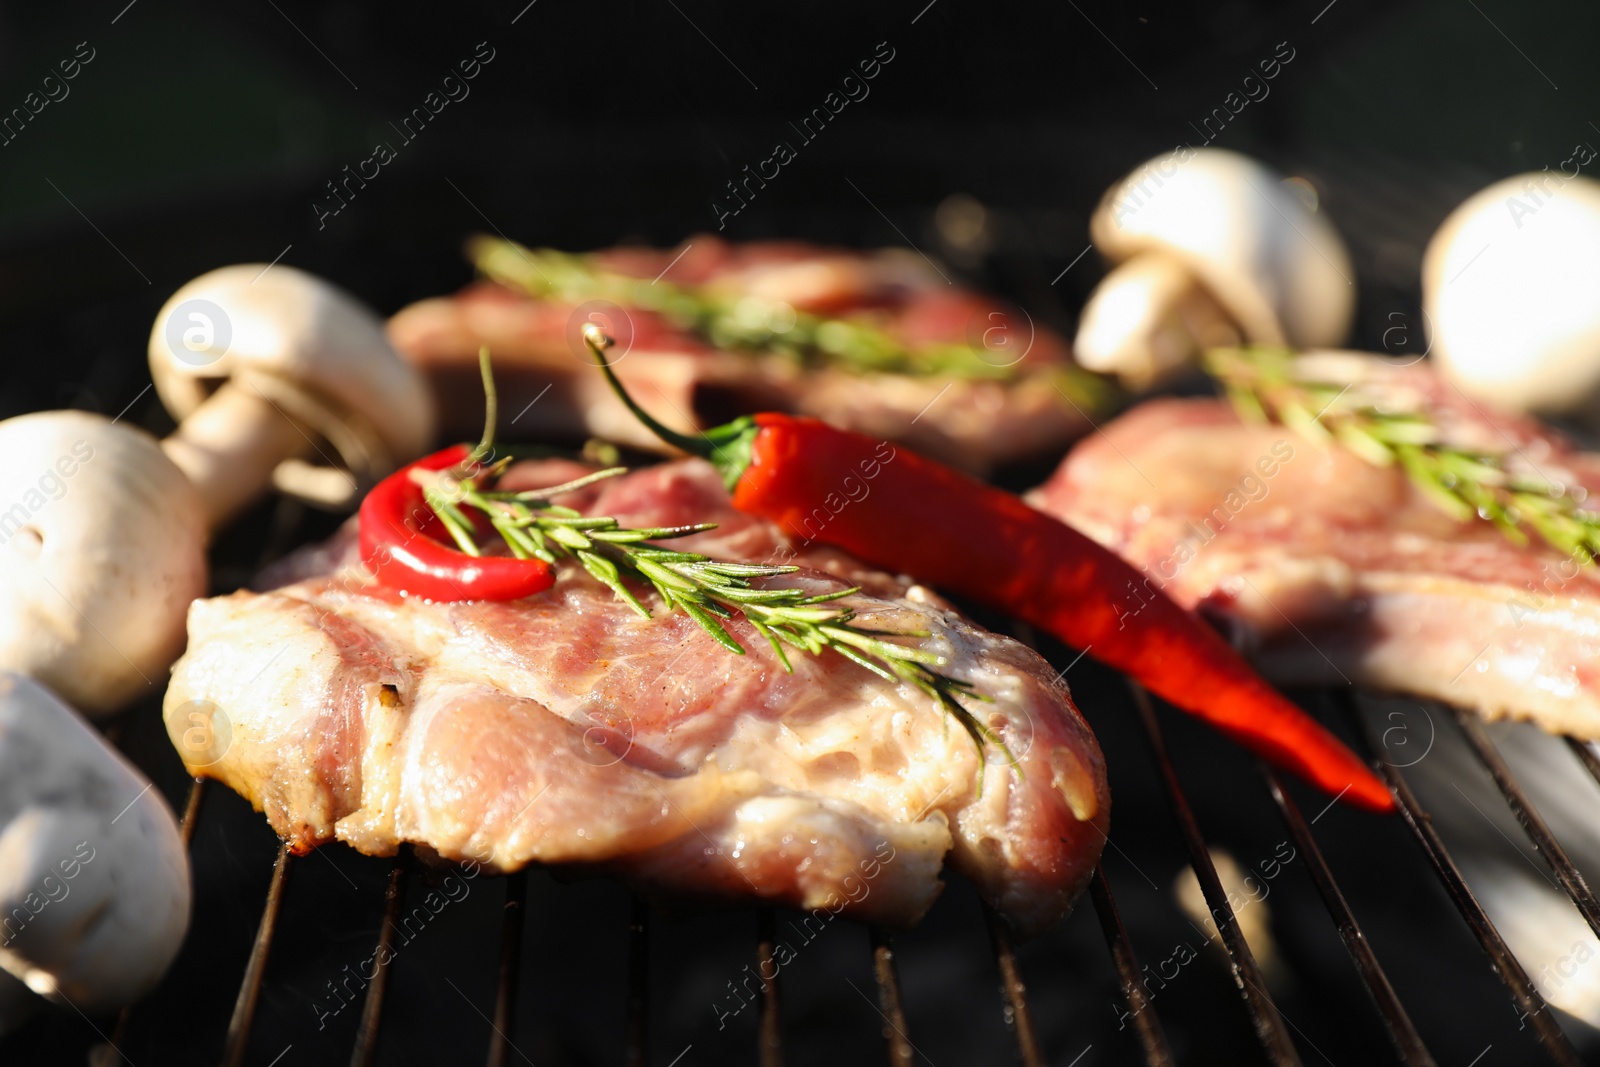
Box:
[1424,173,1600,419]
[1074,148,1355,388]
[0,412,206,715]
[0,672,189,1015]
[151,263,437,527]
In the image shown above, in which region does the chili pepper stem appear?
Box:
[582,324,760,490]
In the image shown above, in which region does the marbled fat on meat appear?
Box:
[166,459,1108,935]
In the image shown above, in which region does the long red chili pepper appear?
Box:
[358,443,556,601]
[582,328,1393,812]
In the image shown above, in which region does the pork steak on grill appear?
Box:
[387,236,1100,475]
[1031,354,1600,739]
[165,458,1109,935]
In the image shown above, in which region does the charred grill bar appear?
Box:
[1257,766,1434,1067]
[222,842,295,1067]
[1130,684,1303,1067]
[348,853,410,1067]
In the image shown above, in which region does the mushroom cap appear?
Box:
[148,264,437,501]
[0,672,190,1012]
[1089,148,1355,348]
[0,411,206,715]
[1424,173,1600,414]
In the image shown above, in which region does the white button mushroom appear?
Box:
[0,672,189,1015]
[1075,148,1355,388]
[0,412,206,715]
[151,264,437,527]
[1424,173,1600,417]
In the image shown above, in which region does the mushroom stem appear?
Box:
[1073,252,1242,389]
[148,264,437,533]
[159,382,314,530]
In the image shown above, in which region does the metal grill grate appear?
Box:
[78,667,1600,1065]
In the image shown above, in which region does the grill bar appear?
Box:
[1131,683,1303,1067]
[348,851,410,1067]
[755,909,784,1067]
[982,902,1043,1067]
[220,840,295,1067]
[1448,707,1600,940]
[178,777,207,847]
[1088,866,1175,1067]
[626,895,649,1067]
[1259,765,1436,1067]
[1337,691,1582,1066]
[485,870,529,1067]
[1564,736,1600,790]
[868,927,914,1067]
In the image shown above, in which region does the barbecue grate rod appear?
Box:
[178,777,207,847]
[347,851,410,1067]
[868,927,915,1066]
[1337,691,1584,1066]
[1447,706,1600,941]
[1563,736,1600,792]
[1088,865,1176,1067]
[221,840,295,1067]
[1131,682,1305,1066]
[982,901,1044,1067]
[484,870,529,1067]
[755,910,784,1067]
[1259,765,1436,1066]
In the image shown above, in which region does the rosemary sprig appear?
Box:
[1203,345,1600,563]
[425,348,1014,785]
[468,235,1115,410]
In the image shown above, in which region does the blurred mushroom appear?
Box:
[151,263,436,527]
[1075,149,1355,388]
[0,412,206,715]
[0,672,189,1014]
[1424,173,1600,420]
[1174,848,1287,988]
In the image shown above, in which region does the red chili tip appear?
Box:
[1340,772,1398,814]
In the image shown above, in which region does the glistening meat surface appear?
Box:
[166,458,1108,935]
[1031,361,1600,738]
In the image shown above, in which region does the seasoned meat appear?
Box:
[166,459,1108,935]
[1031,358,1600,738]
[387,236,1098,474]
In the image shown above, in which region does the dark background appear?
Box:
[4,1,1600,1065]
